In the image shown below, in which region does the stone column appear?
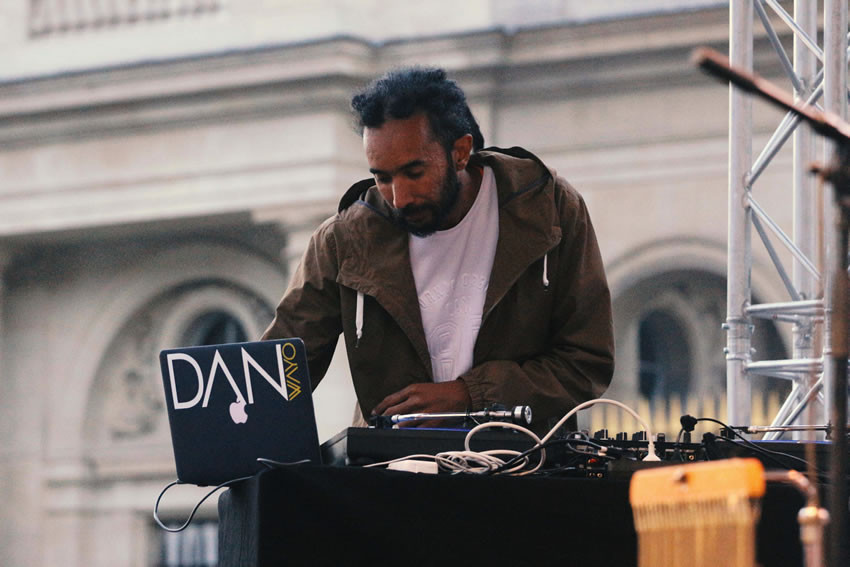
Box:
[0,246,14,391]
[252,200,336,282]
[281,221,320,281]
[0,246,18,567]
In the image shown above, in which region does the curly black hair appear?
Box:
[350,67,485,152]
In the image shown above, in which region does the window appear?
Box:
[182,311,248,346]
[638,310,692,404]
[160,521,218,567]
[599,268,791,437]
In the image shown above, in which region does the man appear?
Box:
[263,67,613,433]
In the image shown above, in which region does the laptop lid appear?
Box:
[159,338,320,486]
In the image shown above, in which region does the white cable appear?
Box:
[464,421,545,475]
[540,398,661,461]
[363,452,500,474]
[365,398,661,476]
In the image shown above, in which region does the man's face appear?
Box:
[363,114,460,237]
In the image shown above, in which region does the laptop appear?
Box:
[159,338,321,486]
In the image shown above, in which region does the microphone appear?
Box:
[370,405,532,429]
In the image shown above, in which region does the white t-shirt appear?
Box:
[409,166,499,382]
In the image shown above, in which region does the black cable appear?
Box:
[672,427,707,462]
[487,438,552,474]
[490,436,622,475]
[487,438,556,474]
[692,416,818,472]
[257,458,313,469]
[675,428,687,462]
[699,417,809,467]
[715,436,830,478]
[154,457,316,533]
[560,439,622,461]
[535,466,583,478]
[153,475,253,533]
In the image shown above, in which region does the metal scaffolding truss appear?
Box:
[727,0,848,437]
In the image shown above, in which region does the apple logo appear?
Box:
[229,399,248,424]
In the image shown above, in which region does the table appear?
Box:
[217,464,803,566]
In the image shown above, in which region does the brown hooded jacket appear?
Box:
[263,147,614,432]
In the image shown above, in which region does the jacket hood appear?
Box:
[338,177,378,214]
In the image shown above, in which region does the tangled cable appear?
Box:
[365,398,659,476]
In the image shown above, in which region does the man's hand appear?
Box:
[371,380,472,427]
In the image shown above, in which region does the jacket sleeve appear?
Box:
[261,219,343,389]
[460,182,614,431]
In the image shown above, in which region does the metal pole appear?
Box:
[823,0,848,443]
[824,3,849,566]
[828,196,848,567]
[793,0,819,438]
[727,0,754,428]
[764,469,829,567]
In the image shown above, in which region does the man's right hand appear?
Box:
[371,379,472,427]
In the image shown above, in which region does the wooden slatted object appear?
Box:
[630,458,766,567]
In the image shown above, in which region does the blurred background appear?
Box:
[0,0,809,565]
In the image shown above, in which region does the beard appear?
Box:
[391,166,461,238]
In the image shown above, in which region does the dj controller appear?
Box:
[320,425,842,479]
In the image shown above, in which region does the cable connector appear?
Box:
[680,414,698,433]
[643,438,662,462]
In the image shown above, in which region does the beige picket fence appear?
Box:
[581,390,787,440]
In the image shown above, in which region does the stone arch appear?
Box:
[606,237,792,355]
[607,267,729,403]
[82,278,276,453]
[47,241,286,464]
[595,238,793,434]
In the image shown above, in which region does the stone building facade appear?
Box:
[0,1,800,565]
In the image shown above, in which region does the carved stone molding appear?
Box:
[29,0,221,37]
[88,279,274,445]
[103,313,163,440]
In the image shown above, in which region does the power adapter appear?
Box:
[387,459,439,474]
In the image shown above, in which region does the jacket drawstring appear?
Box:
[542,253,549,289]
[355,291,364,347]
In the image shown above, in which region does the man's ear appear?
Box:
[452,134,474,171]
